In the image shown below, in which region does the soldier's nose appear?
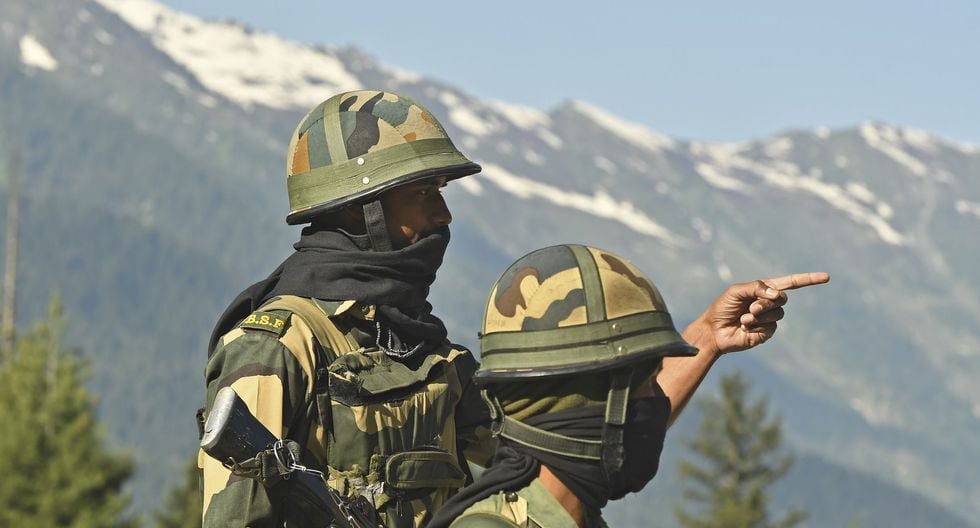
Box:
[431,197,452,226]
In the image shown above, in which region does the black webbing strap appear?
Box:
[362,200,393,252]
[481,390,603,461]
[601,371,631,492]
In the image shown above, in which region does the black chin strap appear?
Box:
[481,369,633,484]
[362,200,393,252]
[600,370,631,494]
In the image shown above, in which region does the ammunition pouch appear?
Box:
[383,448,467,497]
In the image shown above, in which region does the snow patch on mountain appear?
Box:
[456,176,484,196]
[593,155,617,174]
[486,100,551,130]
[95,28,116,45]
[478,163,686,246]
[695,163,751,192]
[379,64,421,84]
[568,100,676,152]
[858,122,962,183]
[95,0,361,109]
[19,35,59,71]
[161,71,190,94]
[850,396,906,427]
[461,136,479,151]
[846,182,875,203]
[439,91,501,137]
[536,129,564,150]
[955,200,980,220]
[523,148,545,166]
[691,217,713,242]
[763,137,793,158]
[451,106,496,137]
[861,122,929,177]
[700,148,907,245]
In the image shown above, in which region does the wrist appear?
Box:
[681,315,722,360]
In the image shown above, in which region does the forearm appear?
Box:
[657,316,721,427]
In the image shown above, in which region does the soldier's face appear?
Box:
[380,176,453,249]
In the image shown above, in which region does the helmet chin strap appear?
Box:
[362,200,393,252]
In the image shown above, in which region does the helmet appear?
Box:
[476,244,696,494]
[284,90,481,225]
[476,244,696,383]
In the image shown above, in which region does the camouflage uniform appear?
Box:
[200,90,492,527]
[451,479,608,528]
[201,297,494,527]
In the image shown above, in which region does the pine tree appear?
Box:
[153,456,203,528]
[675,372,807,528]
[0,299,136,527]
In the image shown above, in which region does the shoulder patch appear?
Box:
[239,309,290,336]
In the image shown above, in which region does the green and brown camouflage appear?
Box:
[477,245,697,382]
[200,296,495,528]
[450,477,610,528]
[285,90,481,224]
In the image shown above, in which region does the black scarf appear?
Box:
[208,226,450,356]
[428,397,670,528]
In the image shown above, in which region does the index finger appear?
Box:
[762,272,830,291]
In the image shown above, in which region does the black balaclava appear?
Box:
[429,392,671,528]
[207,198,449,358]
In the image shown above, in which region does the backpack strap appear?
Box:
[258,295,357,468]
[260,295,356,358]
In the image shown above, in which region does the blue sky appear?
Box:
[159,0,979,144]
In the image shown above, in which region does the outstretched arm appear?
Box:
[657,272,830,425]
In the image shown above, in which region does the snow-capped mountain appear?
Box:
[2,0,978,524]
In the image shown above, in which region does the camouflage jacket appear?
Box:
[449,478,608,528]
[199,295,495,527]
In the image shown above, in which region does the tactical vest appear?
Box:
[256,295,470,527]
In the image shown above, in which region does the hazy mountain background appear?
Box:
[1,0,978,526]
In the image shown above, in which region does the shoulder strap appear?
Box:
[258,296,356,467]
[260,295,356,358]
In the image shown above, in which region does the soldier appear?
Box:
[200,89,828,527]
[200,90,497,527]
[429,245,828,528]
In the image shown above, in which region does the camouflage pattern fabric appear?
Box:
[450,478,609,528]
[495,361,661,423]
[288,91,451,173]
[484,245,668,333]
[199,297,495,528]
[285,90,480,224]
[477,245,695,381]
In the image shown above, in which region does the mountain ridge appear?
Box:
[2,0,978,523]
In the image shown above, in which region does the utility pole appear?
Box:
[2,148,20,354]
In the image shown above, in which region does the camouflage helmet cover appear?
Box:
[477,245,697,382]
[285,90,481,224]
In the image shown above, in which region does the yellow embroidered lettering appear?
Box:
[273,318,284,329]
[259,315,271,325]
